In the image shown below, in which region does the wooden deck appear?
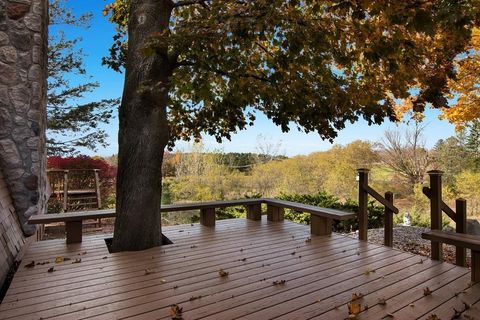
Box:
[1,218,479,320]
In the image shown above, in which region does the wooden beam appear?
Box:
[422,186,456,220]
[310,215,332,236]
[246,203,262,221]
[65,220,82,244]
[267,205,284,222]
[362,185,399,214]
[455,198,467,267]
[200,208,215,227]
[428,170,443,261]
[358,169,369,241]
[384,191,394,247]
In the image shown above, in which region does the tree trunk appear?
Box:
[112,0,174,252]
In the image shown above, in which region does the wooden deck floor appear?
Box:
[1,218,479,320]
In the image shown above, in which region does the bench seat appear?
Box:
[29,198,357,243]
[422,230,480,282]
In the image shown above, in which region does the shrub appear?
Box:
[47,155,117,209]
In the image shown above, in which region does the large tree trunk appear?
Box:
[112,0,173,252]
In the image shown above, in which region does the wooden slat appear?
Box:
[265,199,356,220]
[422,230,480,251]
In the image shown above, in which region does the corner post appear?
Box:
[455,198,467,267]
[428,170,443,261]
[384,191,394,247]
[357,169,369,241]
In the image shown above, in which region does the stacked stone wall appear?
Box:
[0,0,48,237]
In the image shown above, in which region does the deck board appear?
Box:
[0,217,475,320]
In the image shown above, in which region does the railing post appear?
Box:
[267,204,284,222]
[428,170,443,261]
[455,198,467,267]
[357,169,369,241]
[384,191,394,247]
[94,169,102,209]
[246,203,262,221]
[200,208,216,226]
[63,170,69,212]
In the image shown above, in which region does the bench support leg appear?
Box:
[311,216,332,236]
[66,221,82,244]
[246,204,262,221]
[200,208,215,227]
[267,205,284,222]
[472,250,480,283]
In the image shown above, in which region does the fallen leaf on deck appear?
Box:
[102,256,107,259]
[418,259,424,264]
[291,252,296,255]
[173,285,178,289]
[219,269,229,277]
[351,293,364,301]
[348,301,361,316]
[47,267,54,273]
[189,295,202,301]
[170,304,183,320]
[426,314,440,320]
[385,314,394,318]
[272,280,286,285]
[72,258,81,264]
[364,268,375,275]
[423,287,432,296]
[378,298,387,305]
[24,261,35,268]
[240,258,246,262]
[178,230,184,233]
[240,248,244,252]
[305,238,312,243]
[190,245,197,249]
[144,269,154,275]
[55,257,63,263]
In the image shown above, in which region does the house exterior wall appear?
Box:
[0,0,48,284]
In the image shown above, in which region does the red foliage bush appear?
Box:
[47,156,117,208]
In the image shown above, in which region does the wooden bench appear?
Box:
[263,199,356,236]
[29,198,357,243]
[422,230,480,282]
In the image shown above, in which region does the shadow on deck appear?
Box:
[0,218,479,320]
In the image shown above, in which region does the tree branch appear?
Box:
[173,0,210,8]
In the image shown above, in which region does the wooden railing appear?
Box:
[47,169,101,211]
[29,198,356,243]
[357,168,399,247]
[423,170,467,266]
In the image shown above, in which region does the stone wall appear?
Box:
[0,0,48,238]
[0,169,26,285]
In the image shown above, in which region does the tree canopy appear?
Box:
[105,0,479,145]
[47,0,119,155]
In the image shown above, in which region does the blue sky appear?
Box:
[57,1,458,157]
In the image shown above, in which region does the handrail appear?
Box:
[357,168,399,247]
[422,186,456,220]
[425,171,467,266]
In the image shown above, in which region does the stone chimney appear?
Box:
[0,0,48,236]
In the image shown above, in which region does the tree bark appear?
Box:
[112,0,174,252]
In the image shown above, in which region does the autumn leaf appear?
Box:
[189,295,202,301]
[145,269,154,275]
[219,269,229,277]
[426,314,440,320]
[47,267,55,273]
[170,304,183,320]
[348,302,362,316]
[364,268,376,275]
[378,298,387,306]
[72,258,81,264]
[305,238,312,243]
[351,293,364,301]
[272,280,286,285]
[424,287,433,296]
[55,257,64,263]
[24,261,35,269]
